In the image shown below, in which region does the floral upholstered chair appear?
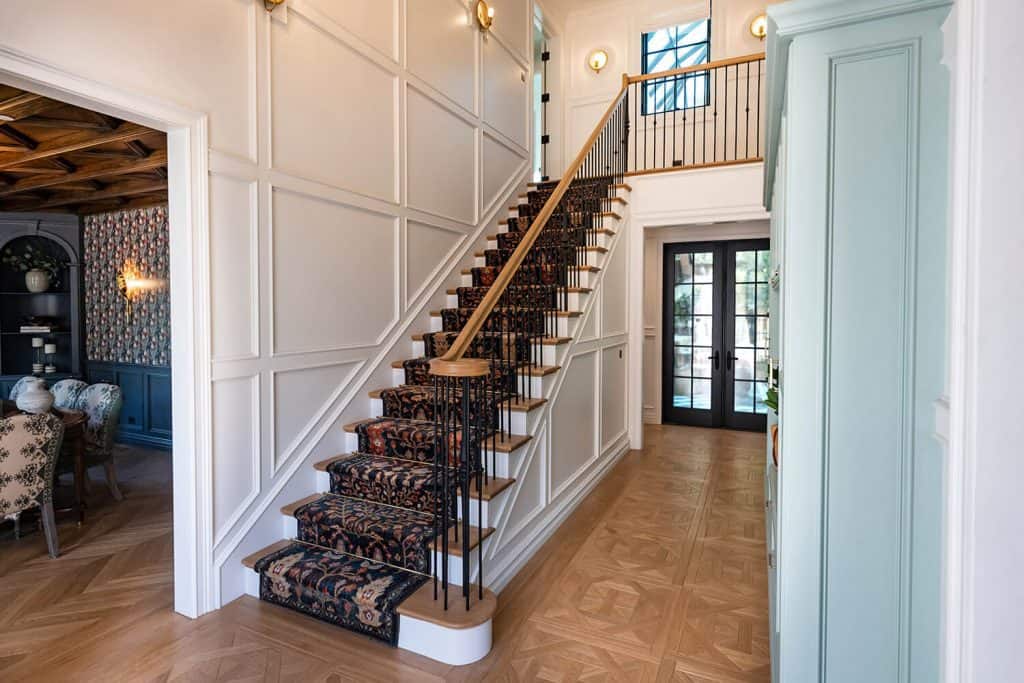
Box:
[7,376,37,402]
[58,383,124,501]
[0,413,65,558]
[51,379,87,411]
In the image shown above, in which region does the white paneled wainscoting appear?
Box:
[0,0,540,613]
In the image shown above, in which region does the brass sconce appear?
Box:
[117,260,166,323]
[476,1,495,31]
[263,0,285,12]
[749,13,767,40]
[587,49,609,73]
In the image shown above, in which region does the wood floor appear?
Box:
[0,425,769,682]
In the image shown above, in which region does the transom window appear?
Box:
[641,19,711,115]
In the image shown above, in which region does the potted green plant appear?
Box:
[1,243,63,292]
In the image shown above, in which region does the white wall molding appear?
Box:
[943,0,982,679]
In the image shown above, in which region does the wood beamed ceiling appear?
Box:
[0,85,168,215]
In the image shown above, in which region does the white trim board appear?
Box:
[0,46,214,618]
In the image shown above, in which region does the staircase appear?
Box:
[241,88,631,665]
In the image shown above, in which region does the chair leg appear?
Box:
[12,513,21,540]
[40,501,59,558]
[103,460,124,501]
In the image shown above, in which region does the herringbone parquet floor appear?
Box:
[0,425,769,682]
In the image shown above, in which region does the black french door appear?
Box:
[662,239,770,431]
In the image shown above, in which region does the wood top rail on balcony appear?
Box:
[626,52,765,85]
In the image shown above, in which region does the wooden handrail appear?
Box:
[626,52,765,85]
[433,50,766,367]
[434,83,630,365]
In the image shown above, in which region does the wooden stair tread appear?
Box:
[460,265,598,275]
[471,476,515,500]
[490,432,532,452]
[392,359,559,376]
[242,540,294,569]
[397,581,496,629]
[428,311,581,319]
[525,181,631,191]
[446,287,590,295]
[413,333,571,344]
[501,396,547,412]
[486,228,615,240]
[517,193,628,206]
[432,525,494,556]
[474,246,606,256]
[313,453,355,472]
[498,211,619,225]
[342,420,532,453]
[281,493,324,516]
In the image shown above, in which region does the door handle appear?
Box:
[726,350,734,371]
[707,350,720,370]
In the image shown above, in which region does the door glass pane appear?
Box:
[693,252,714,282]
[673,377,692,408]
[693,284,713,315]
[735,316,757,347]
[675,253,694,283]
[674,316,693,345]
[754,381,769,414]
[734,380,754,412]
[734,348,755,380]
[735,284,755,315]
[735,250,756,282]
[692,379,712,409]
[693,347,712,378]
[674,346,692,376]
[670,250,714,412]
[693,315,713,346]
[731,248,770,416]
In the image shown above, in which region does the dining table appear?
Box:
[2,399,88,524]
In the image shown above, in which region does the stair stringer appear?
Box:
[466,201,634,593]
[217,166,531,608]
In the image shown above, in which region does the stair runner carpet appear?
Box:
[248,180,605,646]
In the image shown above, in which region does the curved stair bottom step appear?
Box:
[243,541,496,665]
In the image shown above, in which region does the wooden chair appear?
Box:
[0,413,65,558]
[61,383,124,501]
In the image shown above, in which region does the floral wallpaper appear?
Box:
[83,206,170,367]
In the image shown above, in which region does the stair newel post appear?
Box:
[430,357,489,611]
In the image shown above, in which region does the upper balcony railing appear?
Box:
[625,52,765,176]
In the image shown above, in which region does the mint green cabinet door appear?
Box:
[769,1,950,681]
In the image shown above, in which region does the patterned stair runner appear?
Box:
[246,179,607,647]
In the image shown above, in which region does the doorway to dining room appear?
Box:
[0,68,206,630]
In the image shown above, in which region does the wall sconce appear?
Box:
[749,13,768,40]
[587,49,609,73]
[475,1,495,31]
[117,260,166,323]
[263,0,285,12]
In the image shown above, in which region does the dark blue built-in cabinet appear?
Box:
[87,362,172,450]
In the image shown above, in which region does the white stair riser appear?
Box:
[486,230,611,251]
[459,268,594,289]
[474,249,604,269]
[428,313,574,339]
[390,367,550,397]
[445,290,585,310]
[371,398,536,434]
[341,432,515,478]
